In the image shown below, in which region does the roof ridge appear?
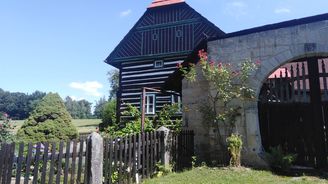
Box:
[148,0,185,8]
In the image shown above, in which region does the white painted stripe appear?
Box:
[156,96,171,99]
[122,63,154,69]
[122,81,165,87]
[164,60,184,65]
[122,67,177,75]
[122,71,174,79]
[121,92,160,96]
[122,60,152,65]
[122,76,168,83]
[121,97,140,101]
[121,92,142,96]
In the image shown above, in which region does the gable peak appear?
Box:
[148,0,185,8]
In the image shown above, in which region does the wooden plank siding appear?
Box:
[105,2,225,120]
[120,59,183,114]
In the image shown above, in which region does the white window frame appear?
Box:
[171,95,182,113]
[145,94,156,115]
[154,60,164,68]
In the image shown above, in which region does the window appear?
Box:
[171,95,182,113]
[145,94,155,114]
[154,60,164,68]
[176,30,183,38]
[152,33,158,40]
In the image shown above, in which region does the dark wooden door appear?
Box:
[259,58,328,168]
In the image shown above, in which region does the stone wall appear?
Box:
[183,19,328,167]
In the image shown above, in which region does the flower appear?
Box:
[177,63,182,68]
[209,61,215,68]
[198,49,208,61]
[256,60,261,66]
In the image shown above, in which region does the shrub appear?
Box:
[226,134,243,167]
[265,146,297,170]
[103,104,154,137]
[0,112,15,143]
[154,104,182,132]
[17,93,78,143]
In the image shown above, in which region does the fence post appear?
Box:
[157,126,171,170]
[87,132,103,184]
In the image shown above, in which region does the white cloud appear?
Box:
[69,81,103,97]
[230,1,246,8]
[224,1,248,18]
[275,8,291,14]
[120,9,132,17]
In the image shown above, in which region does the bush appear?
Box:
[103,104,154,137]
[226,134,243,167]
[154,104,182,132]
[17,93,78,143]
[265,146,297,170]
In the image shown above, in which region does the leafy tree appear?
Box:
[107,70,119,100]
[94,97,107,119]
[17,93,78,143]
[0,112,15,143]
[64,97,92,119]
[0,89,46,120]
[99,100,117,130]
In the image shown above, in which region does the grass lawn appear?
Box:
[12,119,101,134]
[143,167,328,184]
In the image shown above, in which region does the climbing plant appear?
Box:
[180,50,259,165]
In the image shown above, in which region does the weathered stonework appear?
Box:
[183,19,328,167]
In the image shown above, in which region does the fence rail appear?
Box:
[0,129,194,184]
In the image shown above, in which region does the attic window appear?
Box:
[176,30,183,38]
[154,60,164,68]
[152,33,158,40]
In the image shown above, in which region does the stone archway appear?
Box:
[185,17,328,167]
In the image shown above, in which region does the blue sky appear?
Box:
[1,0,328,106]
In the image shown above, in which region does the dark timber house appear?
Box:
[105,0,224,120]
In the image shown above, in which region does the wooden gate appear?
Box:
[259,57,328,168]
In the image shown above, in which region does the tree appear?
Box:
[17,93,78,143]
[107,70,119,100]
[99,100,116,130]
[64,97,92,119]
[0,89,46,120]
[94,97,107,119]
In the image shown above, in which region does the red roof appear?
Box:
[148,0,185,8]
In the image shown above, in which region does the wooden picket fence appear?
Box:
[0,130,194,184]
[103,131,164,184]
[172,130,194,171]
[0,139,88,184]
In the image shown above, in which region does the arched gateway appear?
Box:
[259,57,328,168]
[182,13,328,167]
